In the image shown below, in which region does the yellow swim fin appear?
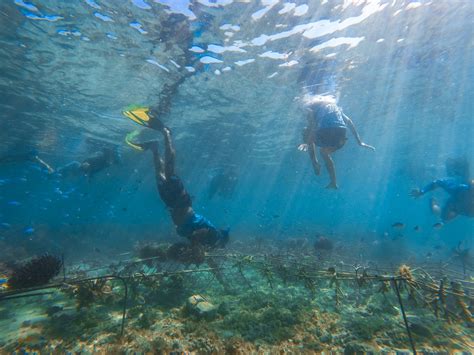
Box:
[122,105,152,127]
[125,130,145,151]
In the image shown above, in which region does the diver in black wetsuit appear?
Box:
[0,146,120,179]
[56,147,121,178]
[0,148,54,173]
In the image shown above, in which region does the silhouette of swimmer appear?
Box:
[56,147,121,178]
[0,146,121,178]
[208,167,238,200]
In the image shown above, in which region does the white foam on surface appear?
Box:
[130,22,147,34]
[146,59,170,72]
[235,58,255,66]
[14,0,39,12]
[220,24,241,31]
[310,36,365,52]
[85,0,101,9]
[94,12,114,22]
[169,59,181,68]
[132,0,152,9]
[249,0,386,46]
[208,44,246,54]
[153,0,196,20]
[189,46,205,53]
[200,56,224,64]
[259,51,290,60]
[294,4,308,16]
[278,3,296,14]
[197,0,234,7]
[278,60,298,67]
[406,2,422,10]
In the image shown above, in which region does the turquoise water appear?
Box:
[0,0,473,351]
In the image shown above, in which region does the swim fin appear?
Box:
[122,105,152,128]
[125,130,158,152]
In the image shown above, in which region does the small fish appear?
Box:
[426,252,433,258]
[94,247,101,253]
[433,222,444,229]
[272,214,280,219]
[122,207,128,212]
[413,226,421,232]
[23,227,34,234]
[391,222,405,229]
[8,201,21,206]
[433,245,442,250]
[1,222,11,229]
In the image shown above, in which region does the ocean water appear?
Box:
[0,0,473,352]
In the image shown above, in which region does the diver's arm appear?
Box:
[33,156,55,174]
[411,178,455,198]
[343,114,375,151]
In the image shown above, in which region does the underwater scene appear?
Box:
[0,0,473,353]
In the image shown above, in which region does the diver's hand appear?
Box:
[410,188,423,199]
[298,143,309,152]
[360,142,375,151]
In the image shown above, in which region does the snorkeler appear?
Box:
[0,148,54,173]
[298,96,375,189]
[208,167,238,200]
[56,147,121,179]
[411,178,474,222]
[0,146,120,179]
[122,108,229,249]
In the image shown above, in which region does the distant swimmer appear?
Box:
[56,147,121,179]
[0,146,120,179]
[122,106,229,249]
[208,166,238,200]
[0,148,54,173]
[411,178,474,222]
[298,95,375,189]
[411,157,473,223]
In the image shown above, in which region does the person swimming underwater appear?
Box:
[0,148,54,173]
[298,95,375,189]
[56,146,121,179]
[208,166,238,200]
[122,106,229,249]
[411,178,474,222]
[0,146,120,179]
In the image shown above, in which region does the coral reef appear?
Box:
[7,254,62,289]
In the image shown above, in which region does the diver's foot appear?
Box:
[148,113,165,131]
[139,140,159,151]
[326,182,338,190]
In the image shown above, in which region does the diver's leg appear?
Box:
[149,142,166,187]
[320,147,339,189]
[441,198,458,222]
[161,127,176,179]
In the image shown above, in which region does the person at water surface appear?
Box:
[122,108,229,249]
[298,95,375,189]
[411,178,474,222]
